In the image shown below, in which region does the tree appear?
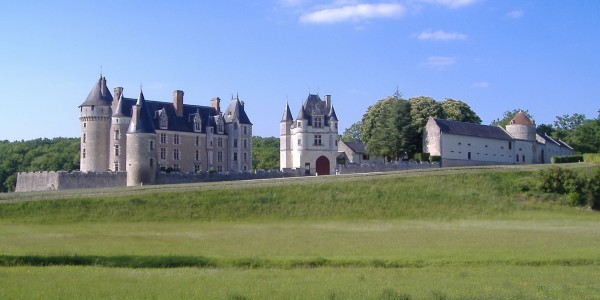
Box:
[491,109,533,127]
[361,96,415,161]
[251,136,279,170]
[340,121,362,142]
[408,96,444,151]
[536,123,556,137]
[441,98,482,124]
[565,119,600,153]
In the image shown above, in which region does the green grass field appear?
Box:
[1,164,599,299]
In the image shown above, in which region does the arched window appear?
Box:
[194,113,202,132]
[159,109,168,129]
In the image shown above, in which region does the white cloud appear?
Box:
[417,29,467,41]
[299,3,406,24]
[471,81,490,88]
[422,0,479,9]
[424,56,456,69]
[506,10,524,19]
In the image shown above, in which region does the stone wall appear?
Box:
[337,161,440,174]
[15,171,127,192]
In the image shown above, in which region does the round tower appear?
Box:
[505,111,536,141]
[280,102,293,170]
[110,88,131,172]
[126,89,157,186]
[79,76,113,172]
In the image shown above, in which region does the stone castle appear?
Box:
[280,94,339,175]
[81,75,253,186]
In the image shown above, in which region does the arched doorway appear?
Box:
[316,156,330,175]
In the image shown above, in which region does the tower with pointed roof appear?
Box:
[126,89,158,186]
[79,75,113,172]
[505,111,536,141]
[280,94,339,175]
[223,95,253,172]
[110,87,130,172]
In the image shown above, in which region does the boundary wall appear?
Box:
[15,162,440,192]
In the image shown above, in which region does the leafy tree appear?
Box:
[340,121,362,142]
[441,98,482,124]
[553,113,586,141]
[491,109,533,127]
[251,136,279,171]
[361,96,415,161]
[565,119,600,153]
[408,96,444,151]
[536,123,556,137]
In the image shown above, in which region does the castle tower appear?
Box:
[110,89,131,172]
[282,94,339,175]
[223,94,253,172]
[126,89,157,186]
[280,102,294,170]
[79,75,113,172]
[505,111,536,141]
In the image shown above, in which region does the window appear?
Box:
[194,164,202,173]
[516,155,519,162]
[159,111,168,129]
[149,140,155,151]
[173,164,180,171]
[194,114,202,132]
[150,158,153,167]
[243,165,247,172]
[114,144,119,156]
[217,165,223,173]
[114,129,120,140]
[509,141,512,150]
[243,126,247,135]
[82,148,86,158]
[233,122,238,130]
[335,140,338,146]
[243,139,248,149]
[83,133,86,143]
[243,152,247,162]
[209,128,213,133]
[468,152,472,160]
[83,123,86,128]
[173,134,180,145]
[114,162,119,172]
[218,123,224,133]
[298,121,302,128]
[160,133,167,144]
[234,139,238,148]
[160,148,166,160]
[363,154,370,160]
[195,150,200,161]
[174,148,180,160]
[217,151,223,162]
[298,139,302,146]
[522,155,525,162]
[217,138,223,148]
[233,152,238,162]
[314,117,322,128]
[195,136,200,147]
[314,134,322,146]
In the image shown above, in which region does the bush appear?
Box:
[583,153,600,163]
[413,153,430,163]
[538,166,578,194]
[538,166,600,209]
[583,169,600,209]
[429,155,441,163]
[551,155,584,164]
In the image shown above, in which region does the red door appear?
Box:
[316,156,330,175]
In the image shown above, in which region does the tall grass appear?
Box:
[3,165,597,223]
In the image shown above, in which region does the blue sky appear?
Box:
[1,0,599,141]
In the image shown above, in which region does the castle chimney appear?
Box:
[211,97,221,113]
[173,90,184,117]
[114,87,123,101]
[324,95,331,110]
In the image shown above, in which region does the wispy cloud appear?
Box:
[299,2,406,24]
[471,81,490,88]
[506,10,524,19]
[421,0,479,9]
[279,0,306,7]
[424,56,456,69]
[416,29,467,41]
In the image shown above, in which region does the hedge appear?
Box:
[551,155,584,164]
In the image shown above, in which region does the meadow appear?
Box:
[1,164,599,299]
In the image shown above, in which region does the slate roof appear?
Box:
[223,96,252,125]
[342,141,366,153]
[117,95,220,134]
[432,118,513,141]
[80,76,113,107]
[295,94,337,126]
[281,103,293,122]
[128,91,156,134]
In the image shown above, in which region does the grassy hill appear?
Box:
[1,163,599,299]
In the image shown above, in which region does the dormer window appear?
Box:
[298,121,302,128]
[193,113,202,132]
[159,109,168,129]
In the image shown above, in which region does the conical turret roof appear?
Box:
[80,76,113,107]
[112,94,130,117]
[328,105,338,121]
[510,111,534,126]
[128,90,155,134]
[281,102,293,122]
